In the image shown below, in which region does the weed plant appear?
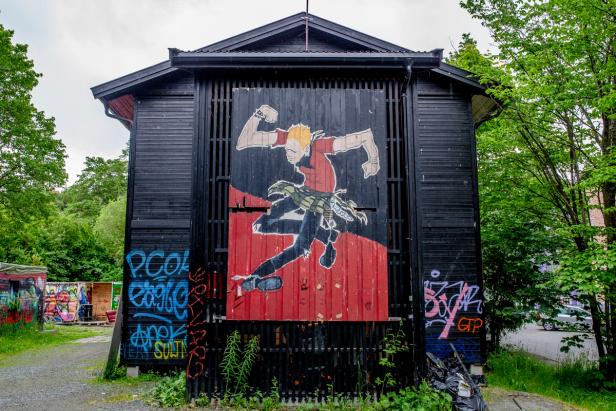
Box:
[144,371,186,408]
[220,330,260,398]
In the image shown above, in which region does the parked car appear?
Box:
[539,305,593,331]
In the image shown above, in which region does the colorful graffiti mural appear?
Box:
[44,283,82,322]
[111,282,122,310]
[44,282,120,323]
[0,265,46,326]
[125,249,189,361]
[226,88,388,321]
[424,269,483,362]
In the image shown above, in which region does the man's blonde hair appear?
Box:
[287,124,311,151]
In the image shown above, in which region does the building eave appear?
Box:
[169,50,443,70]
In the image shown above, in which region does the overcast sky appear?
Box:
[0,0,494,185]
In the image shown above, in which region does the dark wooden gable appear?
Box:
[193,13,408,53]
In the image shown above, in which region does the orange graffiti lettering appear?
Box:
[456,317,483,334]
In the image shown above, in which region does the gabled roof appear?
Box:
[194,12,409,53]
[91,11,496,125]
[92,12,429,100]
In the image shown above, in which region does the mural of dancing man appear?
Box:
[232,104,380,292]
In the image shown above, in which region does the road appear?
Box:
[502,323,598,362]
[0,328,153,411]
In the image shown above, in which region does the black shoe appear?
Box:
[241,275,282,292]
[319,243,337,268]
[256,275,283,291]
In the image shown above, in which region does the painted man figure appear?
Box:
[233,104,380,292]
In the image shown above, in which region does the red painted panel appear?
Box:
[226,187,388,321]
[108,94,135,122]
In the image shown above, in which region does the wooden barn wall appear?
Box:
[121,73,194,366]
[186,73,415,399]
[412,71,484,364]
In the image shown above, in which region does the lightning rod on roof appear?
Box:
[305,0,309,51]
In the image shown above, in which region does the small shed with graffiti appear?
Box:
[0,263,47,326]
[44,281,122,323]
[92,12,494,399]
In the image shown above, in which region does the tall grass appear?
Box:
[487,350,616,411]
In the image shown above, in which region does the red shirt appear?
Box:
[274,130,336,193]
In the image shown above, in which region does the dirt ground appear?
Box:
[0,327,154,411]
[0,327,585,411]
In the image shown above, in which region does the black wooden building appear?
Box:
[92,12,495,399]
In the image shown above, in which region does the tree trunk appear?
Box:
[599,115,616,381]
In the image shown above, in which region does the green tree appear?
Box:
[449,39,565,350]
[30,213,119,282]
[59,152,127,220]
[0,24,66,218]
[0,24,66,267]
[461,0,616,380]
[94,196,126,272]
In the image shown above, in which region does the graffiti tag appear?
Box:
[128,280,188,320]
[126,249,190,278]
[457,316,483,334]
[154,340,186,360]
[126,249,190,360]
[424,269,482,339]
[129,323,186,353]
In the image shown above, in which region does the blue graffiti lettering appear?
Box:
[128,279,188,320]
[126,249,190,278]
[125,248,191,360]
[129,323,186,353]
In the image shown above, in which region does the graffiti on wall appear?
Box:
[227,88,389,321]
[186,267,208,380]
[0,274,45,325]
[45,283,79,322]
[424,269,483,340]
[125,249,189,361]
[111,282,122,310]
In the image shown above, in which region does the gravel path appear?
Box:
[0,328,154,411]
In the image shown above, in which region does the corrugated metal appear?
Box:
[121,75,194,366]
[413,72,484,363]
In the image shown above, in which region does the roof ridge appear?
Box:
[192,11,409,53]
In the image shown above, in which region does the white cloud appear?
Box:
[0,0,493,184]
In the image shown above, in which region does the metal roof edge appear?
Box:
[0,262,48,275]
[91,60,175,100]
[431,62,486,92]
[170,50,441,69]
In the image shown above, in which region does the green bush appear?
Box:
[372,382,452,411]
[145,371,186,408]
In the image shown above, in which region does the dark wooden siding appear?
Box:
[186,74,415,399]
[412,71,484,364]
[122,74,194,365]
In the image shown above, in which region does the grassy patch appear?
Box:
[0,323,108,362]
[487,350,616,411]
[93,369,161,386]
